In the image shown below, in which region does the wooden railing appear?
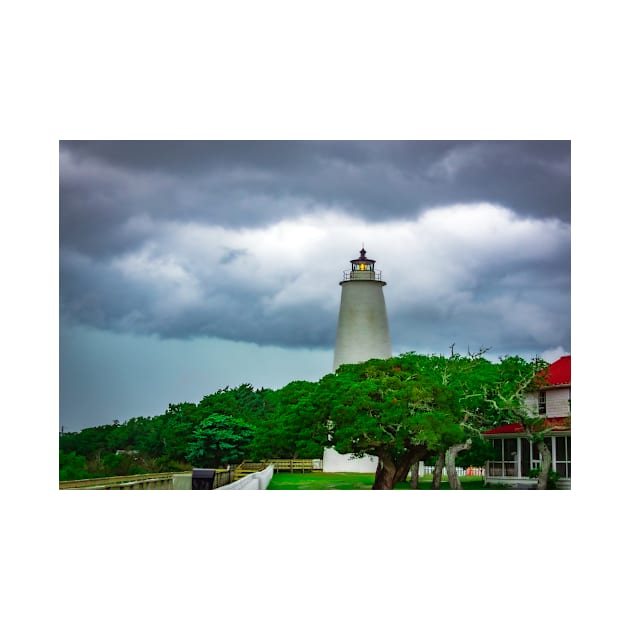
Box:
[232,459,323,476]
[60,469,234,490]
[266,459,322,473]
[212,469,234,488]
[60,472,176,490]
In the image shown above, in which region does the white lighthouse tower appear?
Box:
[333,247,392,371]
[324,247,391,473]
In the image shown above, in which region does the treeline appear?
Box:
[59,380,324,481]
[59,352,519,485]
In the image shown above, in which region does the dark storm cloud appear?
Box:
[60,244,337,347]
[59,141,570,357]
[60,140,569,254]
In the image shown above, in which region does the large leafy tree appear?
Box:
[313,354,466,489]
[417,351,510,489]
[401,351,546,489]
[185,413,255,468]
[313,352,544,490]
[406,352,554,489]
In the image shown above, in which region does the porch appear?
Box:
[485,433,571,489]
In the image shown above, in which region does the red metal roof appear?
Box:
[484,417,569,435]
[542,355,570,386]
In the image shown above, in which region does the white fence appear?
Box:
[419,464,485,478]
[216,465,274,490]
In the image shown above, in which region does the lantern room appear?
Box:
[343,248,382,281]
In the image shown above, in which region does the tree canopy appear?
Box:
[59,381,323,479]
[60,352,544,487]
[310,352,543,488]
[185,413,255,468]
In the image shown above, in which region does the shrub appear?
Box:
[528,467,560,489]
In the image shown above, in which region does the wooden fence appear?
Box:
[59,469,233,490]
[265,459,323,472]
[234,459,323,478]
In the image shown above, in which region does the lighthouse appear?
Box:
[323,247,391,473]
[333,247,392,371]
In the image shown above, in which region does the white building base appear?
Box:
[322,447,378,473]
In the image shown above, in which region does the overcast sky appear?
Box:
[60,140,570,432]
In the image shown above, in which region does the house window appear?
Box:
[487,436,571,480]
[520,439,531,476]
[554,436,571,478]
[538,391,547,415]
[489,438,519,477]
[531,436,570,479]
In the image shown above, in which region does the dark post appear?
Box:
[192,468,216,490]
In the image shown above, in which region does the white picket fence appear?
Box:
[418,464,485,478]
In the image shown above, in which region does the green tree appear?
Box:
[249,380,324,459]
[185,414,255,468]
[59,424,118,459]
[195,384,271,426]
[453,436,495,468]
[412,351,546,489]
[314,352,545,490]
[97,452,148,477]
[313,355,465,489]
[59,450,90,481]
[421,351,506,489]
[158,402,198,462]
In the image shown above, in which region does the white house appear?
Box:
[483,355,571,489]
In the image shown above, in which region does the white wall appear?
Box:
[215,465,274,490]
[525,385,570,418]
[323,447,378,473]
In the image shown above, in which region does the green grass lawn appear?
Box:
[267,472,502,490]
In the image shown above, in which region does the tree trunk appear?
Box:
[372,455,397,490]
[409,461,419,489]
[445,440,472,490]
[536,440,553,490]
[432,451,446,489]
[392,446,428,485]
